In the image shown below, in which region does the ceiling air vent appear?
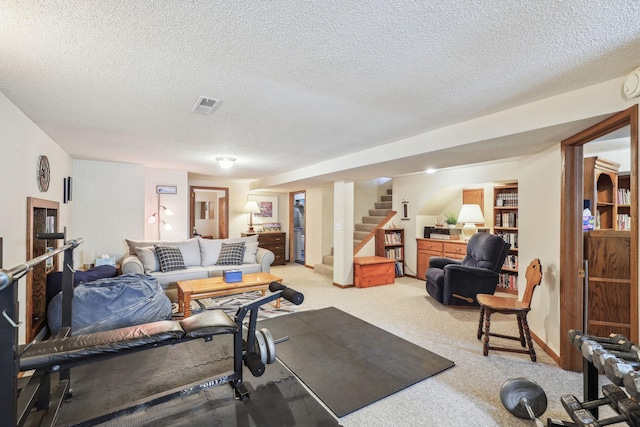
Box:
[191,96,221,114]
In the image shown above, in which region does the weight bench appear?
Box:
[1,236,304,426]
[19,310,238,372]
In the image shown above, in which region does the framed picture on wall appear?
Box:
[157,185,177,194]
[248,195,278,222]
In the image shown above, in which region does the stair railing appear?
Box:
[353,210,397,256]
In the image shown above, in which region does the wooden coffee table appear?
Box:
[177,272,283,317]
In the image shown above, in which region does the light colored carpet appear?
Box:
[269,263,619,427]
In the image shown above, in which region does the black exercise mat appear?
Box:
[259,307,455,417]
[52,334,340,426]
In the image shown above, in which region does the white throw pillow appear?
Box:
[199,238,223,266]
[135,246,159,273]
[243,242,259,264]
[174,239,200,266]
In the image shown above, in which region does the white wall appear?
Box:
[74,160,144,265]
[144,168,189,241]
[0,91,74,343]
[519,144,562,355]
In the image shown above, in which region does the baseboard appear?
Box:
[531,330,560,364]
[304,264,314,269]
[333,282,354,288]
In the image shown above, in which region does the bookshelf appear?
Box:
[375,228,404,277]
[584,156,619,230]
[617,173,631,231]
[26,197,59,342]
[493,184,518,293]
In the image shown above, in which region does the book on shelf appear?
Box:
[503,254,518,269]
[395,260,404,276]
[618,188,631,205]
[384,232,402,244]
[385,247,404,259]
[497,272,518,291]
[617,214,631,231]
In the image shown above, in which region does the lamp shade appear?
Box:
[457,204,485,224]
[243,200,261,232]
[243,200,261,214]
[458,204,484,240]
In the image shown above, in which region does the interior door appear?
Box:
[560,105,638,372]
[190,186,229,240]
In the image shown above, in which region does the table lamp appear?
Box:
[457,204,485,240]
[243,200,262,232]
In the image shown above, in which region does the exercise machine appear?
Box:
[0,235,304,426]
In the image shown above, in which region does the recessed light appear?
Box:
[425,168,437,174]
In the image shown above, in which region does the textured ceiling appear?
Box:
[2,1,640,187]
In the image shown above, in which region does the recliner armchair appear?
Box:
[425,233,511,307]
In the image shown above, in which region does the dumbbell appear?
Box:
[500,377,547,427]
[581,339,640,364]
[566,397,640,427]
[592,345,640,373]
[603,357,640,385]
[561,384,634,426]
[569,330,628,351]
[623,370,640,400]
[592,348,619,373]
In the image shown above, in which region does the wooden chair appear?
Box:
[476,259,543,361]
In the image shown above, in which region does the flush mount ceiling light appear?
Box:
[191,96,221,114]
[216,157,236,169]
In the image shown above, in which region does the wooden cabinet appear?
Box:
[584,230,631,338]
[493,184,518,293]
[242,231,286,265]
[416,238,467,280]
[375,228,404,276]
[26,197,59,342]
[584,156,619,230]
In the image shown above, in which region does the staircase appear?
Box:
[314,189,394,278]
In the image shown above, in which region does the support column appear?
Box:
[333,181,354,287]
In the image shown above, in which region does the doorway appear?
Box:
[560,105,638,372]
[190,186,229,239]
[289,191,306,265]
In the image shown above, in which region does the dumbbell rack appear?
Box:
[553,330,640,427]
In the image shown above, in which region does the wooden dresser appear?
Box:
[242,231,287,265]
[416,238,467,280]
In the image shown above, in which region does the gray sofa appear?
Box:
[120,235,275,301]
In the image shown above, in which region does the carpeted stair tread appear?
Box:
[369,208,392,216]
[375,202,392,209]
[381,195,392,202]
[322,254,334,266]
[355,223,377,232]
[363,215,387,224]
[354,231,369,240]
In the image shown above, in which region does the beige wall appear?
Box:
[0,92,74,343]
[518,144,562,355]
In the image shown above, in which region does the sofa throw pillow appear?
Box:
[135,246,159,273]
[243,241,259,264]
[199,238,224,266]
[154,245,187,272]
[216,242,246,265]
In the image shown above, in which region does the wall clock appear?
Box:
[37,155,50,192]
